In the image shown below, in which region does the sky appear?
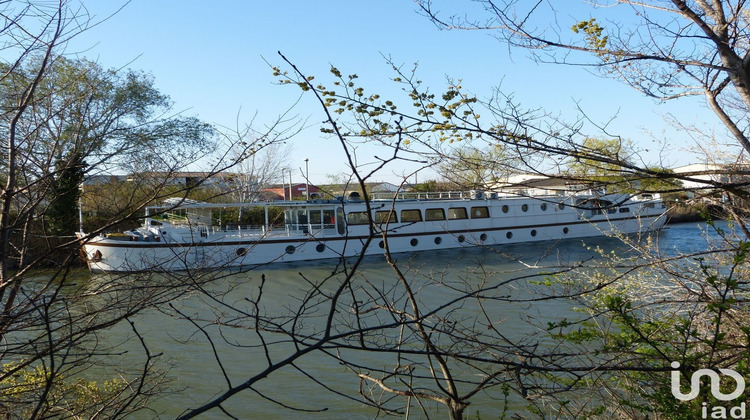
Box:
[63,0,718,185]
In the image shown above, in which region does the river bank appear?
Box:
[666,202,726,223]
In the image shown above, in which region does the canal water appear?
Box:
[88,221,722,419]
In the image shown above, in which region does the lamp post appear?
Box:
[304,158,309,201]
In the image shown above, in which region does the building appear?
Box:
[263,183,320,200]
[672,163,750,201]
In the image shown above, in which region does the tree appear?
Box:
[45,151,86,236]
[0,2,285,417]
[565,137,636,191]
[416,0,750,156]
[224,135,293,205]
[435,144,517,189]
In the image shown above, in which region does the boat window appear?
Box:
[323,209,336,226]
[540,203,547,211]
[296,210,308,224]
[284,210,294,226]
[470,206,490,219]
[375,210,397,224]
[521,204,528,212]
[501,205,509,213]
[347,211,370,225]
[448,207,468,220]
[619,207,630,213]
[425,208,446,221]
[309,210,322,224]
[401,209,422,222]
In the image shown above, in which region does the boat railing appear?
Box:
[221,224,268,237]
[215,223,338,238]
[284,223,337,236]
[367,190,565,201]
[369,191,480,201]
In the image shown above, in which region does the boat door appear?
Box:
[336,207,345,235]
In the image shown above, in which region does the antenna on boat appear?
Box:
[304,158,309,201]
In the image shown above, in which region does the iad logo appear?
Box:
[671,361,746,419]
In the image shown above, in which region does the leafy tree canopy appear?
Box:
[0,55,215,178]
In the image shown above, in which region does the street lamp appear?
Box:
[304,158,309,201]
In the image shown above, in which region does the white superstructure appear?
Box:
[78,191,667,272]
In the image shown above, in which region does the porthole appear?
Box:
[236,248,247,256]
[316,243,325,253]
[531,229,537,237]
[521,204,528,212]
[480,233,487,241]
[410,238,418,247]
[559,203,566,210]
[540,203,547,211]
[501,205,509,213]
[378,240,385,249]
[285,245,296,254]
[563,227,569,234]
[506,231,513,239]
[457,235,465,243]
[434,236,442,245]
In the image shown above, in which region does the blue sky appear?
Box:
[68,0,715,184]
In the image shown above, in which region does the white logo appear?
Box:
[670,361,745,401]
[671,361,747,419]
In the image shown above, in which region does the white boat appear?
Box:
[78,191,667,272]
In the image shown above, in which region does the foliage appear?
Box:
[541,222,750,418]
[563,137,683,194]
[0,361,128,419]
[567,138,632,175]
[416,0,750,158]
[436,144,518,189]
[46,152,86,236]
[0,55,215,177]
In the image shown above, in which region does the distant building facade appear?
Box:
[263,183,320,200]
